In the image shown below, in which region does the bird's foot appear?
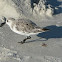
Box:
[18,41,25,44]
[18,36,31,44]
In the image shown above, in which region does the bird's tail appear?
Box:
[42,28,50,31]
[33,28,49,33]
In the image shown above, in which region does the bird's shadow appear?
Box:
[27,25,62,43]
[37,25,62,40]
[31,0,62,15]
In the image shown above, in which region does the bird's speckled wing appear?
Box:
[15,19,40,33]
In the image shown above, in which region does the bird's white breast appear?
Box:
[10,25,38,36]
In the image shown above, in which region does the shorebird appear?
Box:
[0,17,49,44]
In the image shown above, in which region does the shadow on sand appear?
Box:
[31,0,39,8]
[27,25,62,43]
[31,0,62,15]
[45,0,62,14]
[37,25,62,40]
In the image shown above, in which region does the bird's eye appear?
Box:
[26,24,28,25]
[7,20,8,22]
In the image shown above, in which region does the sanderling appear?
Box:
[0,17,49,44]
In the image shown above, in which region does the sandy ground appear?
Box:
[0,0,62,62]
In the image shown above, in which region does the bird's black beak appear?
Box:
[0,16,6,27]
[0,22,6,27]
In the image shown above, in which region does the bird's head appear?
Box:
[0,17,15,27]
[6,18,15,26]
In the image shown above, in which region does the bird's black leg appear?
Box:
[18,36,31,44]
